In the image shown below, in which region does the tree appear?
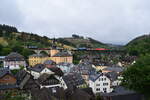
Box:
[122,55,150,99]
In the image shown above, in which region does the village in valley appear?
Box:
[0,36,144,100]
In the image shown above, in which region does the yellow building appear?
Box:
[29,49,73,67]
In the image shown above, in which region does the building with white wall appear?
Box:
[89,73,112,94]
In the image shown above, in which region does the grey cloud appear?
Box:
[1,0,150,45]
[0,0,24,28]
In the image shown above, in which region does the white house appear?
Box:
[89,73,112,94]
[4,52,26,70]
[27,64,54,79]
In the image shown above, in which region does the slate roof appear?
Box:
[5,52,25,61]
[29,64,46,72]
[0,68,12,78]
[0,84,18,90]
[101,86,136,96]
[57,62,73,67]
[105,71,118,81]
[89,73,103,82]
[65,88,93,100]
[43,60,56,65]
[29,53,48,57]
[15,70,28,85]
[38,74,60,86]
[52,51,72,57]
[103,66,124,73]
[48,67,64,76]
[29,64,63,76]
[70,62,97,75]
[62,73,85,89]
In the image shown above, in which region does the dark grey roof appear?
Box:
[48,67,64,76]
[0,84,18,90]
[15,70,28,85]
[43,60,56,65]
[105,72,118,81]
[70,62,97,75]
[38,74,60,85]
[29,64,46,72]
[89,73,104,82]
[5,52,25,61]
[101,86,136,96]
[29,53,48,57]
[57,62,73,66]
[52,51,72,57]
[103,66,124,73]
[0,68,12,78]
[62,73,85,88]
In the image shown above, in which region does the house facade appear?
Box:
[89,74,112,94]
[4,52,26,70]
[28,49,73,66]
[0,68,16,85]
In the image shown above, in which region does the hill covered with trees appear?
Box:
[125,34,150,56]
[0,24,109,57]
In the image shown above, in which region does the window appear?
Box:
[103,88,107,93]
[96,84,100,86]
[96,88,100,91]
[103,83,108,86]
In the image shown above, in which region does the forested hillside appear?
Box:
[0,24,108,57]
[125,34,150,56]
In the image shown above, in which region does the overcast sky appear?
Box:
[0,0,150,45]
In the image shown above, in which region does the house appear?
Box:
[105,72,123,87]
[51,50,73,64]
[38,73,61,88]
[0,68,16,85]
[89,73,112,94]
[28,53,48,67]
[27,64,64,79]
[60,73,86,90]
[28,49,73,66]
[27,64,55,79]
[15,70,40,90]
[43,60,56,68]
[4,52,26,70]
[0,68,18,93]
[70,62,97,84]
[100,86,144,100]
[57,62,74,74]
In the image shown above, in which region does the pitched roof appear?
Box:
[57,62,73,66]
[105,71,118,81]
[0,84,18,90]
[89,73,103,82]
[48,67,64,76]
[101,86,136,96]
[29,64,46,72]
[38,74,60,85]
[52,51,72,57]
[0,68,13,78]
[62,73,85,89]
[70,62,96,75]
[43,60,56,65]
[5,52,25,61]
[103,66,124,73]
